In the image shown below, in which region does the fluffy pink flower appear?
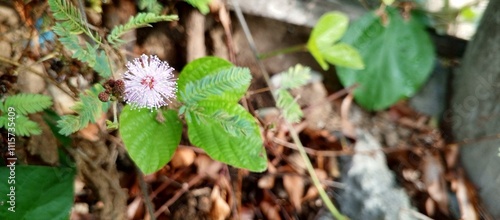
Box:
[122,54,177,110]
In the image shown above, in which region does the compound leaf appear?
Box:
[107,13,178,47]
[4,93,53,115]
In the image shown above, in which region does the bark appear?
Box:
[450,0,500,217]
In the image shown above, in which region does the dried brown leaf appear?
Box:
[340,93,356,138]
[287,152,306,174]
[260,201,282,220]
[258,162,277,189]
[327,157,340,178]
[195,154,223,179]
[283,174,304,212]
[425,197,435,216]
[27,114,59,165]
[421,152,448,215]
[210,185,231,220]
[455,170,479,220]
[240,206,255,220]
[170,147,196,168]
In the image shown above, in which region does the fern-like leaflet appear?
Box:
[138,0,163,14]
[274,89,303,123]
[49,0,111,78]
[48,0,100,42]
[57,84,110,136]
[15,115,42,136]
[107,13,178,47]
[181,67,251,104]
[275,64,312,89]
[0,93,53,136]
[186,0,212,14]
[4,94,53,115]
[273,64,312,123]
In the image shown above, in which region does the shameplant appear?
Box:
[119,56,267,174]
[48,0,266,174]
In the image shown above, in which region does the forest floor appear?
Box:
[0,1,490,219]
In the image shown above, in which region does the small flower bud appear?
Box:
[98,92,110,102]
[113,79,125,95]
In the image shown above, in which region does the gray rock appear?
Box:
[410,61,450,117]
[337,131,416,220]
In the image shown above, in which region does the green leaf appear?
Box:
[185,101,267,172]
[383,0,395,5]
[0,166,75,219]
[120,106,182,174]
[48,0,85,34]
[15,115,42,136]
[107,13,178,47]
[4,93,53,115]
[177,56,233,97]
[48,0,100,42]
[57,115,81,136]
[0,116,5,128]
[322,43,364,69]
[307,38,328,70]
[459,6,477,22]
[336,7,435,110]
[57,84,109,135]
[307,11,349,70]
[186,102,254,137]
[180,67,251,104]
[93,50,112,78]
[43,109,73,146]
[274,64,312,90]
[57,31,111,78]
[138,0,163,14]
[186,0,212,14]
[275,89,303,123]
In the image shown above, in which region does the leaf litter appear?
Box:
[0,1,490,219]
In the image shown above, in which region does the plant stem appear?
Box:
[286,120,347,220]
[231,1,348,219]
[258,44,308,60]
[137,167,156,220]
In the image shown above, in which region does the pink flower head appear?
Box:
[122,54,177,110]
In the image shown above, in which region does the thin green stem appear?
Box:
[231,1,348,219]
[286,120,347,219]
[112,101,118,123]
[258,44,308,60]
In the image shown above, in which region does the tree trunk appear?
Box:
[450,0,500,217]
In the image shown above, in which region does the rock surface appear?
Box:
[337,131,416,220]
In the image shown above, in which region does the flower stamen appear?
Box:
[122,54,177,110]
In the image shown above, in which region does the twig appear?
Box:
[137,168,156,220]
[246,87,271,96]
[231,1,348,219]
[154,174,205,217]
